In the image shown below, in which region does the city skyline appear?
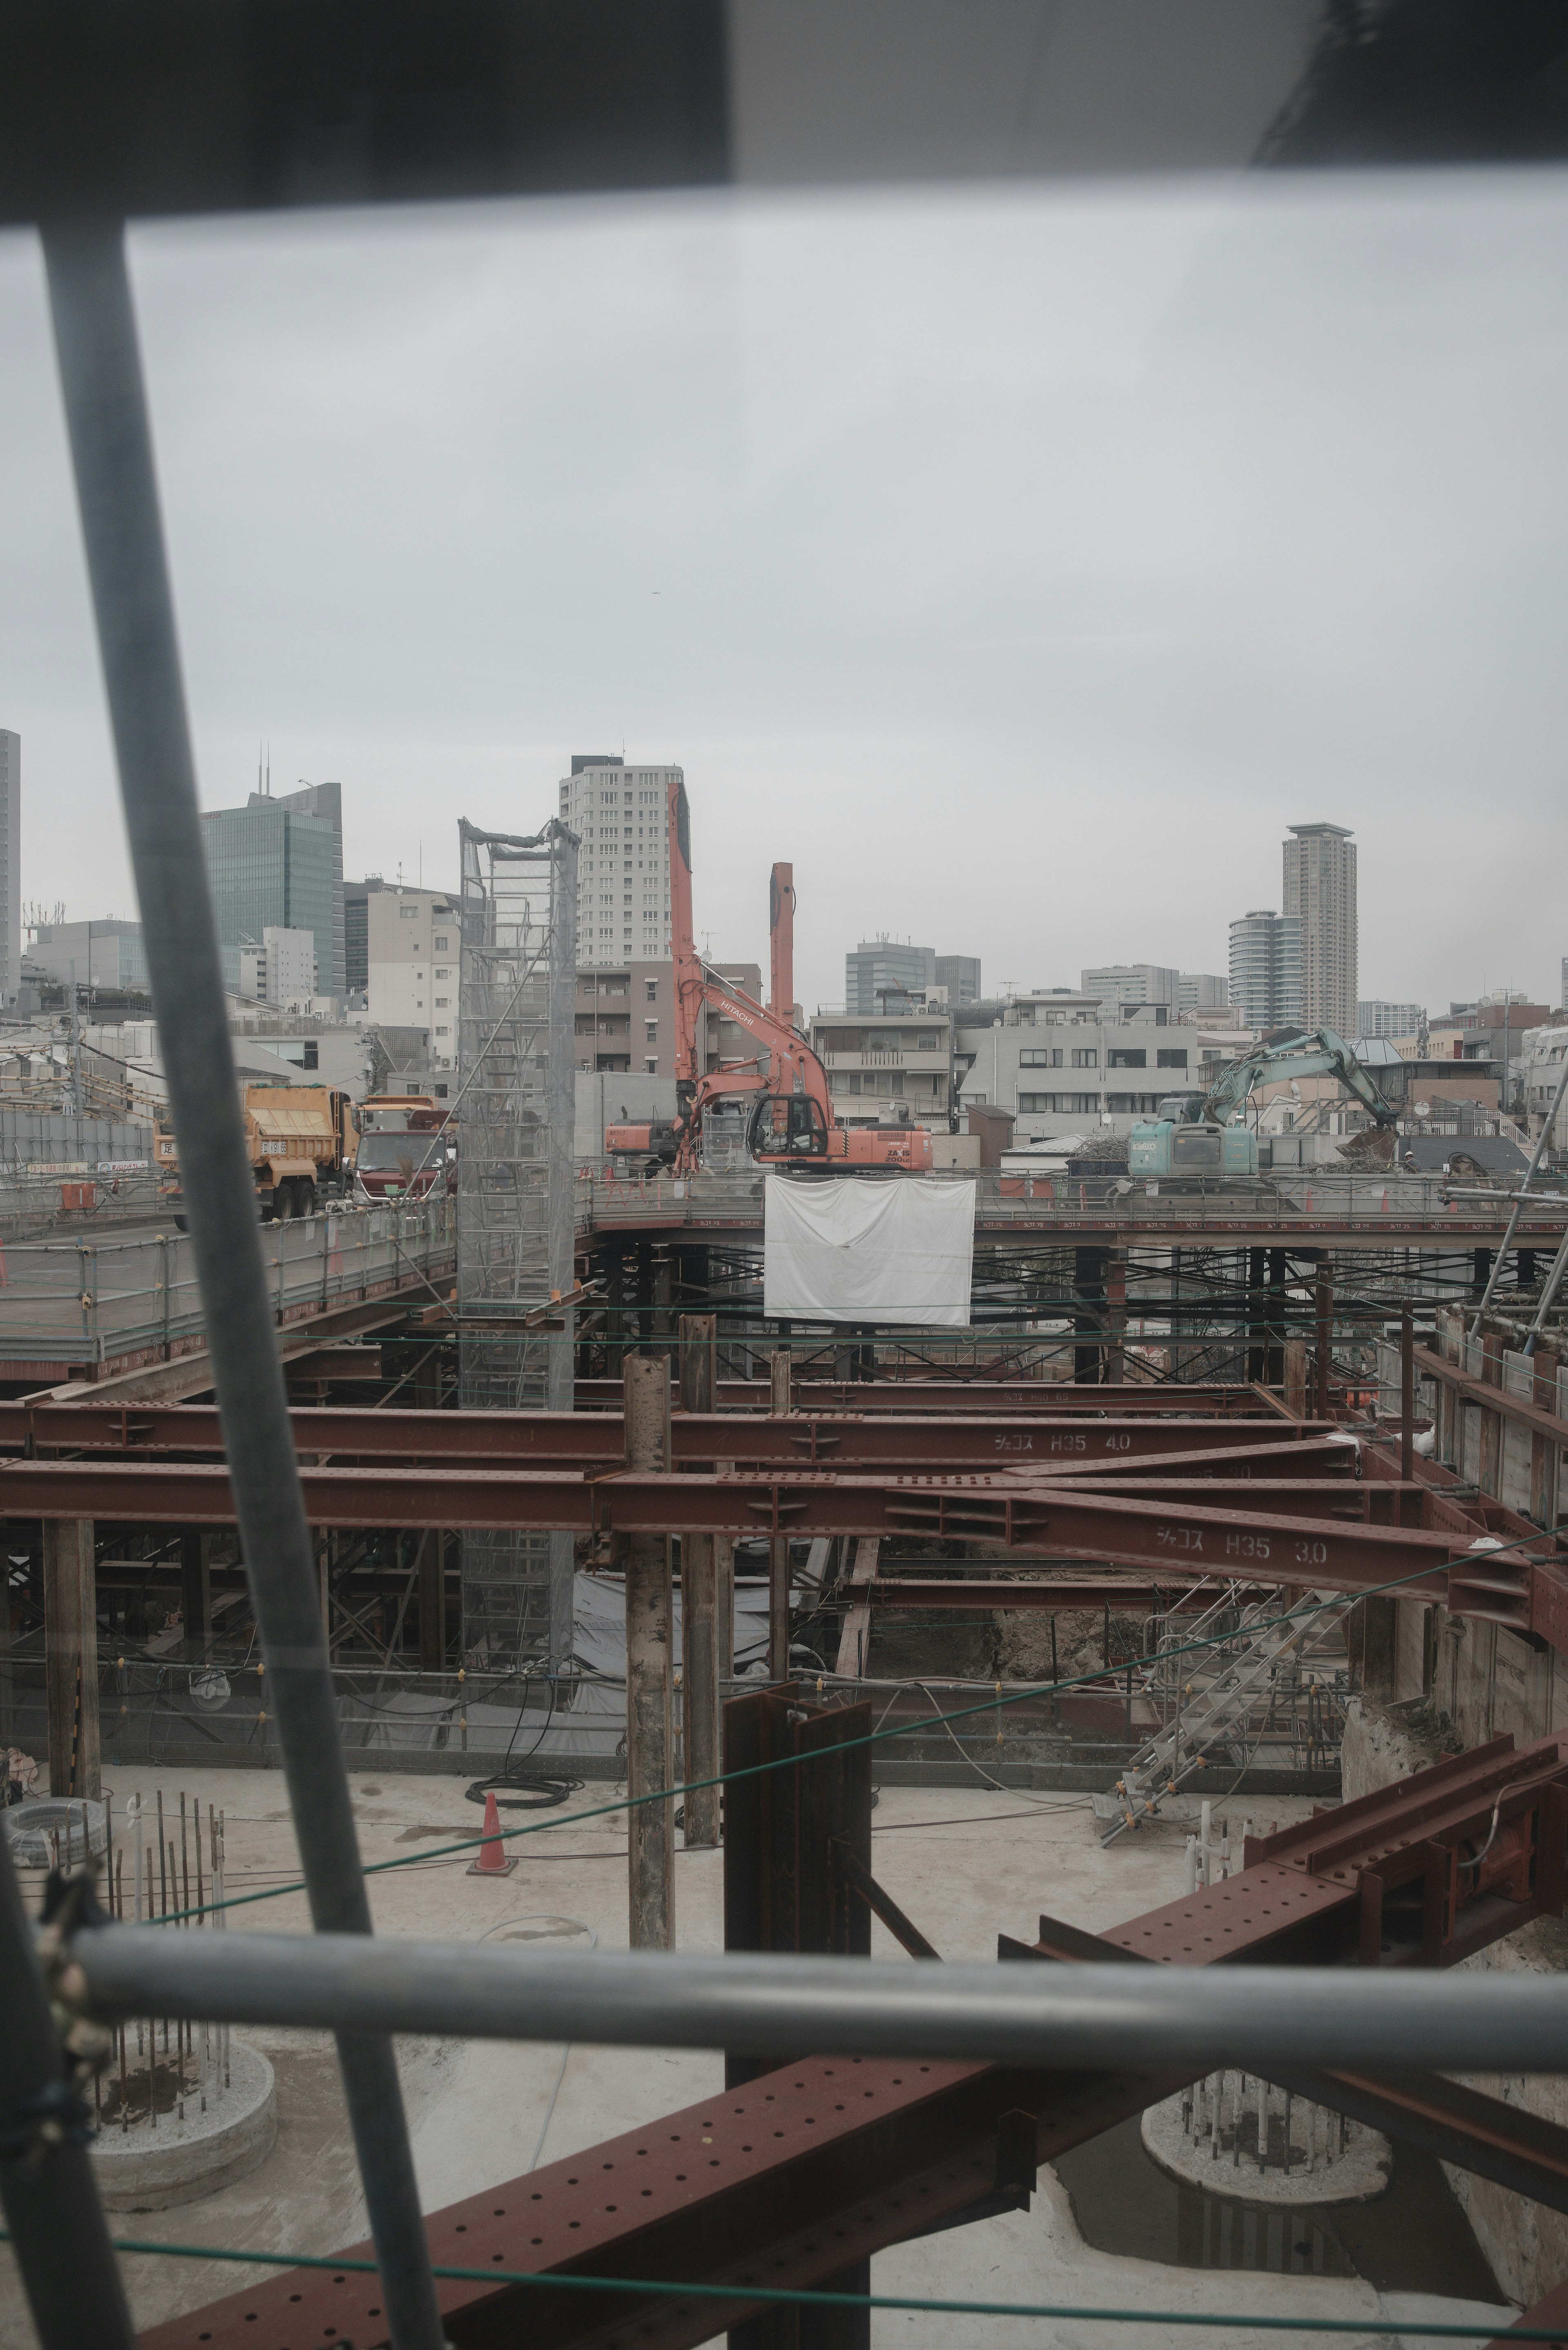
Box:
[3,176,1565,1015]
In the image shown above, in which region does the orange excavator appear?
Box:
[605,778,933,1175]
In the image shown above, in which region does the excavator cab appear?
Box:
[747,1093,829,1162]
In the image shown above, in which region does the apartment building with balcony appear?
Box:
[809,1001,955,1131]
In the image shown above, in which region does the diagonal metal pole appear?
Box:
[0,1831,134,2350]
[41,218,444,2350]
[1468,1046,1568,1338]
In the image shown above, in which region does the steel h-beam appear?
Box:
[42,220,441,2350]
[138,1730,1568,2350]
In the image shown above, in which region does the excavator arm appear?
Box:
[1200,1026,1398,1128]
[605,776,931,1173]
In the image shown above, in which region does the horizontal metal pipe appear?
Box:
[64,1926,1568,2076]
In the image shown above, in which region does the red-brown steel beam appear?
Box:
[870,1578,1274,1613]
[0,1458,1548,1626]
[147,1731,1568,2350]
[0,1400,1344,1472]
[576,1378,1287,1416]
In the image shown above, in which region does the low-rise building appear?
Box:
[1519,1023,1568,1151]
[811,999,954,1132]
[844,941,980,1016]
[954,992,1239,1141]
[1080,963,1179,1016]
[28,918,149,996]
[1358,998,1425,1041]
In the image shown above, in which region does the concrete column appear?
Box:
[768,1349,792,1681]
[179,1529,211,1661]
[44,1519,100,1801]
[624,1352,675,1949]
[679,1314,720,1848]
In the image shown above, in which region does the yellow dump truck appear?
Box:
[155,1085,359,1220]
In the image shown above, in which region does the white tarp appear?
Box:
[763,1175,975,1326]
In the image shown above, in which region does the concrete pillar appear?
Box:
[44,1519,100,1802]
[679,1313,720,1848]
[624,1352,675,1949]
[179,1529,211,1661]
[768,1349,792,1681]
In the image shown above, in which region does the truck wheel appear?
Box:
[298,1180,317,1219]
[274,1184,294,1221]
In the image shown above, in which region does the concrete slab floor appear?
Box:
[0,1770,1516,2348]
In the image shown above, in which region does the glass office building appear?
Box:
[201,798,336,998]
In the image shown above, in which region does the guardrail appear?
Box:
[575,1163,1568,1235]
[0,1197,455,1372]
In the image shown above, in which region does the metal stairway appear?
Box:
[1092,1583,1351,1846]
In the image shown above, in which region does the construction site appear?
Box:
[6,9,1568,2350]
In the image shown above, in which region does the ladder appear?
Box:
[1093,1583,1350,1846]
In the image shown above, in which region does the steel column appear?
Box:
[42,219,441,2350]
[42,1517,99,1801]
[679,1314,720,1848]
[625,1353,675,1948]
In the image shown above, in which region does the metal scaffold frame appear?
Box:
[456,817,578,1671]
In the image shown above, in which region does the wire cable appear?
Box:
[9,2231,1544,2339]
[141,1527,1563,1923]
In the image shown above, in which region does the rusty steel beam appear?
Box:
[0,1400,1343,1472]
[577,1378,1286,1416]
[0,1460,1537,1612]
[869,1578,1275,1614]
[152,1731,1568,2350]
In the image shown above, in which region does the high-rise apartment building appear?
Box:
[200,794,336,1001]
[0,732,18,1005]
[1283,821,1357,1035]
[1229,910,1301,1032]
[274,780,345,998]
[1081,963,1179,1015]
[558,755,676,970]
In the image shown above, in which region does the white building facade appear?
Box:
[0,732,18,1005]
[957,992,1253,1142]
[366,885,460,1068]
[559,755,675,971]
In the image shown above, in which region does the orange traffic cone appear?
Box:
[466,1789,517,1877]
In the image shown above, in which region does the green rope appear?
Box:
[6,2230,1544,2338]
[148,1513,1568,1924]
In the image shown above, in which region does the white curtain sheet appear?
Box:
[762,1174,975,1326]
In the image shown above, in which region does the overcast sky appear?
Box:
[2,168,1565,1014]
